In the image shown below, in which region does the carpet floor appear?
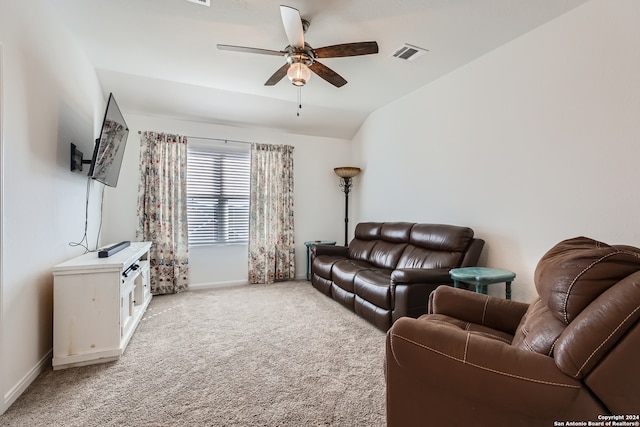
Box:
[0,280,387,426]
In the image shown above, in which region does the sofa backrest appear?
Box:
[396,224,475,269]
[349,222,412,269]
[349,222,475,270]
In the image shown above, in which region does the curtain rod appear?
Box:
[137,131,252,145]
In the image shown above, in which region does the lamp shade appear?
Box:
[287,62,311,87]
[334,167,361,178]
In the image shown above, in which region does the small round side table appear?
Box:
[304,240,337,280]
[449,267,516,300]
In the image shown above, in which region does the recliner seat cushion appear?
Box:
[511,298,566,356]
[423,313,515,345]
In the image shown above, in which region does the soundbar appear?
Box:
[98,241,131,258]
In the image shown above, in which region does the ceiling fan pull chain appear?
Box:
[297,86,302,117]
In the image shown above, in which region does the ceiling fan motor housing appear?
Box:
[285,44,315,67]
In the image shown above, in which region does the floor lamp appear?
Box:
[334,167,361,246]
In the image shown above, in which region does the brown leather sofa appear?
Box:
[386,236,640,426]
[310,222,484,331]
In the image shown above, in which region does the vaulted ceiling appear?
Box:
[50,0,590,139]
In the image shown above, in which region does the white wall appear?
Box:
[352,0,640,303]
[100,114,352,286]
[0,0,105,414]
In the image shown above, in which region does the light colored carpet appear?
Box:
[0,281,387,426]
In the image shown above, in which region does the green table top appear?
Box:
[449,267,516,284]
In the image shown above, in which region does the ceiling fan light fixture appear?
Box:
[287,61,311,86]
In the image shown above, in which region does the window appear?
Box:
[187,140,250,246]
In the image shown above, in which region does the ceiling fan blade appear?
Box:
[217,44,285,57]
[309,61,347,88]
[264,63,290,86]
[314,41,379,58]
[280,5,305,49]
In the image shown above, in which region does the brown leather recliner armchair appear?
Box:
[386,236,640,426]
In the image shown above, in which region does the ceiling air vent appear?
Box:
[186,0,210,6]
[391,43,428,61]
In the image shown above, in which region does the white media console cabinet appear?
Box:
[52,241,153,370]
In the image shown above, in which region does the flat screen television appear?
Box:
[87,93,129,187]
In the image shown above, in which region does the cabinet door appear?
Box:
[135,260,151,304]
[120,277,136,338]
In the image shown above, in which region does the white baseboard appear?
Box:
[2,349,52,415]
[189,280,249,290]
[189,275,308,290]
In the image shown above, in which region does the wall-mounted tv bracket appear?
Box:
[70,142,93,172]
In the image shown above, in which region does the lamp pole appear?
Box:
[338,176,353,246]
[334,167,361,247]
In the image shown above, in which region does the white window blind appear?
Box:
[187,141,250,246]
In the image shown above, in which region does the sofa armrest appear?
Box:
[428,285,528,335]
[387,317,587,416]
[390,269,452,322]
[310,244,348,258]
[459,238,485,267]
[391,268,452,284]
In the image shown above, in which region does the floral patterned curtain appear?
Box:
[136,131,189,294]
[248,144,295,284]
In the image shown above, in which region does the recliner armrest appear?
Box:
[428,285,529,335]
[387,317,590,417]
[390,268,452,284]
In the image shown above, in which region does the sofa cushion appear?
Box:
[380,222,414,242]
[397,245,462,269]
[348,239,378,262]
[368,241,408,269]
[410,224,474,252]
[354,222,383,239]
[348,222,411,266]
[534,236,640,324]
[395,224,474,269]
[332,259,373,292]
[353,269,394,309]
[312,255,347,280]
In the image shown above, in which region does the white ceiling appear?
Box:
[50,0,590,139]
